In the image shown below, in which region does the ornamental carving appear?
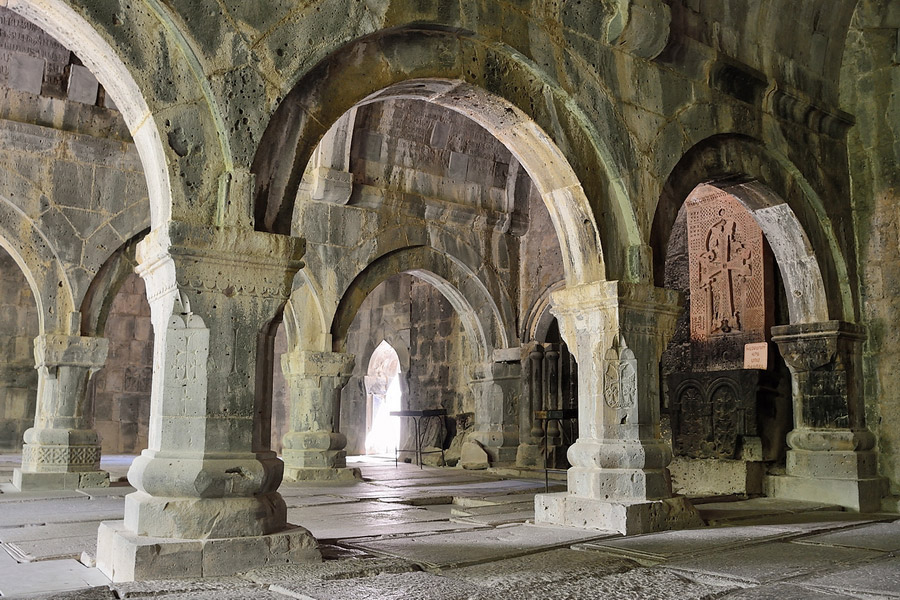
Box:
[686,189,767,342]
[600,337,637,409]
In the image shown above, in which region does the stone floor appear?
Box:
[0,454,898,599]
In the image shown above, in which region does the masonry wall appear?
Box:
[89,273,152,454]
[0,247,37,451]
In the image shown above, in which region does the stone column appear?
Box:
[96,224,319,582]
[281,349,360,481]
[13,334,109,490]
[516,343,544,468]
[535,281,702,534]
[769,321,884,512]
[469,360,521,466]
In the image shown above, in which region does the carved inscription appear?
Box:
[686,187,766,343]
[0,7,71,91]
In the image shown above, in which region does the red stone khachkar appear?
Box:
[686,185,767,344]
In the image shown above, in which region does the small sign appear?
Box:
[744,342,768,370]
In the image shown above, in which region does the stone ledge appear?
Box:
[13,469,109,490]
[766,474,885,513]
[283,466,362,482]
[534,492,703,535]
[96,521,321,582]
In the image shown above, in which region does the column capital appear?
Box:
[771,320,865,373]
[281,350,355,380]
[34,334,107,370]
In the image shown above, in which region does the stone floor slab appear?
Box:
[793,520,900,552]
[346,523,614,568]
[287,500,418,520]
[696,498,842,525]
[717,582,858,599]
[5,535,97,562]
[451,510,535,526]
[667,541,882,585]
[0,497,124,528]
[0,558,109,597]
[271,570,504,600]
[794,555,900,598]
[575,525,790,564]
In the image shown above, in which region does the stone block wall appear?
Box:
[0,247,38,451]
[89,273,152,454]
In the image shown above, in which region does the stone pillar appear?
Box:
[96,224,319,582]
[535,281,702,534]
[281,349,360,481]
[768,321,884,512]
[516,343,543,468]
[13,334,109,490]
[469,360,521,466]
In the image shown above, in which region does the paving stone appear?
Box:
[728,511,882,533]
[451,510,535,526]
[575,525,790,564]
[0,484,86,502]
[794,555,900,598]
[696,499,842,525]
[0,521,103,544]
[0,497,124,527]
[346,523,614,568]
[792,520,900,552]
[23,585,118,599]
[5,535,97,562]
[112,575,252,597]
[667,541,882,585]
[0,558,109,597]
[717,582,858,599]
[287,500,415,520]
[244,557,418,585]
[271,570,503,600]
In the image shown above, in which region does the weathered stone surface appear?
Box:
[460,440,490,470]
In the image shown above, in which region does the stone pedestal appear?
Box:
[534,281,702,534]
[768,321,884,512]
[281,349,360,481]
[469,361,520,467]
[14,334,109,490]
[95,223,320,582]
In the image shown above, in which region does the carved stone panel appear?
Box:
[669,370,760,459]
[686,186,769,372]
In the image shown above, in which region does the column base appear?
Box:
[13,468,109,490]
[534,492,703,535]
[470,431,518,466]
[283,466,361,482]
[96,521,321,582]
[515,443,543,468]
[766,474,885,512]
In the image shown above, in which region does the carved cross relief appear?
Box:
[687,188,767,343]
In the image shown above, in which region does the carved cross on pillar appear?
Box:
[699,214,752,335]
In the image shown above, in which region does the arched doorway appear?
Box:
[364,340,402,455]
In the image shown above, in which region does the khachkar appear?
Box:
[13,333,110,489]
[535,281,702,535]
[95,223,319,582]
[664,186,782,496]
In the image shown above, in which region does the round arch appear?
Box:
[652,135,855,323]
[331,246,507,364]
[252,26,645,284]
[80,231,148,338]
[0,198,74,335]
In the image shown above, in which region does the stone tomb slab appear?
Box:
[0,497,124,528]
[0,520,103,562]
[722,511,881,534]
[716,583,858,599]
[574,525,790,564]
[447,549,736,600]
[792,520,900,552]
[794,555,900,598]
[345,523,614,568]
[303,508,478,540]
[288,500,426,521]
[0,558,110,597]
[271,571,504,600]
[696,498,840,524]
[666,541,881,585]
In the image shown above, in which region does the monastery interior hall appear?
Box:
[0,1,897,598]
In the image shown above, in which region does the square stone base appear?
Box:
[534,492,703,535]
[668,457,765,496]
[283,466,361,482]
[13,468,109,490]
[766,474,885,512]
[96,521,321,582]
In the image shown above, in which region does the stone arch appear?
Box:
[331,246,506,364]
[0,198,74,335]
[652,135,852,323]
[252,26,644,283]
[522,280,566,343]
[80,231,148,338]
